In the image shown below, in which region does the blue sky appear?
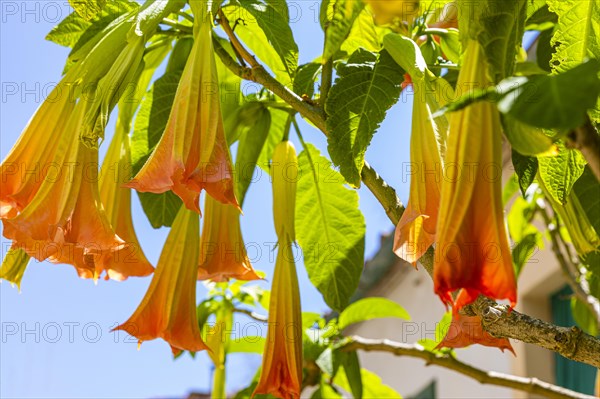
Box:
[0,2,412,398]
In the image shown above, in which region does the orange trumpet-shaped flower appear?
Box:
[113,206,208,354]
[254,243,303,399]
[394,80,444,265]
[433,40,517,309]
[1,82,75,219]
[125,16,237,213]
[436,292,514,353]
[254,141,302,399]
[1,101,126,280]
[97,121,154,281]
[198,195,260,282]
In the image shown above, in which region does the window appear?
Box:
[550,286,597,395]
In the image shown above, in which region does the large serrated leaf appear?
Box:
[325,49,403,186]
[237,0,298,80]
[323,0,365,61]
[47,0,138,47]
[295,144,365,311]
[547,0,600,128]
[538,141,587,204]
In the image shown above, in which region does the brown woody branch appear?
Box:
[339,336,598,399]
[213,13,600,369]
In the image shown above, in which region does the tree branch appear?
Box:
[339,336,598,399]
[212,13,600,368]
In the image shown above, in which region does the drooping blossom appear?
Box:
[113,206,208,354]
[433,39,517,309]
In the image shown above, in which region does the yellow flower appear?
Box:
[198,195,260,282]
[114,206,208,354]
[97,119,154,281]
[126,15,238,213]
[433,40,516,309]
[394,79,444,264]
[254,141,302,399]
[364,0,420,25]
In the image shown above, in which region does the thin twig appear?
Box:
[217,9,259,68]
[339,336,598,399]
[233,308,268,323]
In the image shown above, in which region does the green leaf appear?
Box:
[256,108,289,171]
[166,37,194,74]
[228,336,266,354]
[573,167,600,235]
[323,0,365,61]
[316,347,342,377]
[502,116,555,156]
[438,28,461,64]
[340,351,363,399]
[536,28,554,72]
[333,368,401,399]
[326,49,403,186]
[512,232,542,277]
[294,63,322,99]
[46,0,138,47]
[0,247,30,290]
[312,378,342,399]
[69,0,107,20]
[383,34,427,80]
[547,0,600,126]
[237,0,299,80]
[235,105,271,206]
[538,141,587,204]
[338,298,410,330]
[222,5,292,86]
[137,192,183,228]
[512,150,538,196]
[460,0,527,82]
[498,60,600,130]
[341,7,379,55]
[296,144,365,311]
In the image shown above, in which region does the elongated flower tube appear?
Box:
[114,206,208,354]
[2,101,126,280]
[98,118,154,281]
[254,141,302,399]
[198,196,259,282]
[433,40,517,309]
[394,79,444,265]
[1,82,75,219]
[126,14,238,213]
